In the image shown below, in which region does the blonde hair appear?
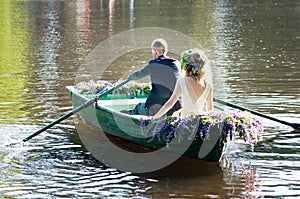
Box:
[151,38,168,54]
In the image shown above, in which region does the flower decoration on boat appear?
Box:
[75,80,150,98]
[75,80,112,94]
[140,111,263,151]
[113,82,150,98]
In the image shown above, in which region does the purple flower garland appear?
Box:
[140,111,264,151]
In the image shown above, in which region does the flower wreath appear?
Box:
[180,49,206,76]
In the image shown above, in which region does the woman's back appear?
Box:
[179,76,210,114]
[153,48,213,119]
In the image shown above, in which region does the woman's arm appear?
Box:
[205,86,213,111]
[153,80,181,118]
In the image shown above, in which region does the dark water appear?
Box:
[0,0,299,198]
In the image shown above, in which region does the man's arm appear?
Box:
[128,64,151,80]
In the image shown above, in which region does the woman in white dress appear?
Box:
[153,49,213,118]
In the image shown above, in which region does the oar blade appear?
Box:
[291,123,300,132]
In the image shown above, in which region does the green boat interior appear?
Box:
[82,90,224,115]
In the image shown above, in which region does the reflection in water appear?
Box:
[221,156,263,198]
[129,0,135,29]
[109,0,115,37]
[74,0,91,49]
[36,1,60,91]
[210,1,300,115]
[240,164,260,198]
[0,0,299,198]
[0,2,32,123]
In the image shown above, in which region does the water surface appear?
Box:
[0,0,299,198]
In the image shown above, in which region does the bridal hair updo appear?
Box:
[180,49,208,81]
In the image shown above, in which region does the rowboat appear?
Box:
[66,84,229,163]
[22,80,292,169]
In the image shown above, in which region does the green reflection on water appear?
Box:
[133,0,213,48]
[0,1,34,124]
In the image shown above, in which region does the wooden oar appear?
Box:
[23,79,130,142]
[213,97,300,131]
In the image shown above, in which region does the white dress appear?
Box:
[178,77,211,115]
